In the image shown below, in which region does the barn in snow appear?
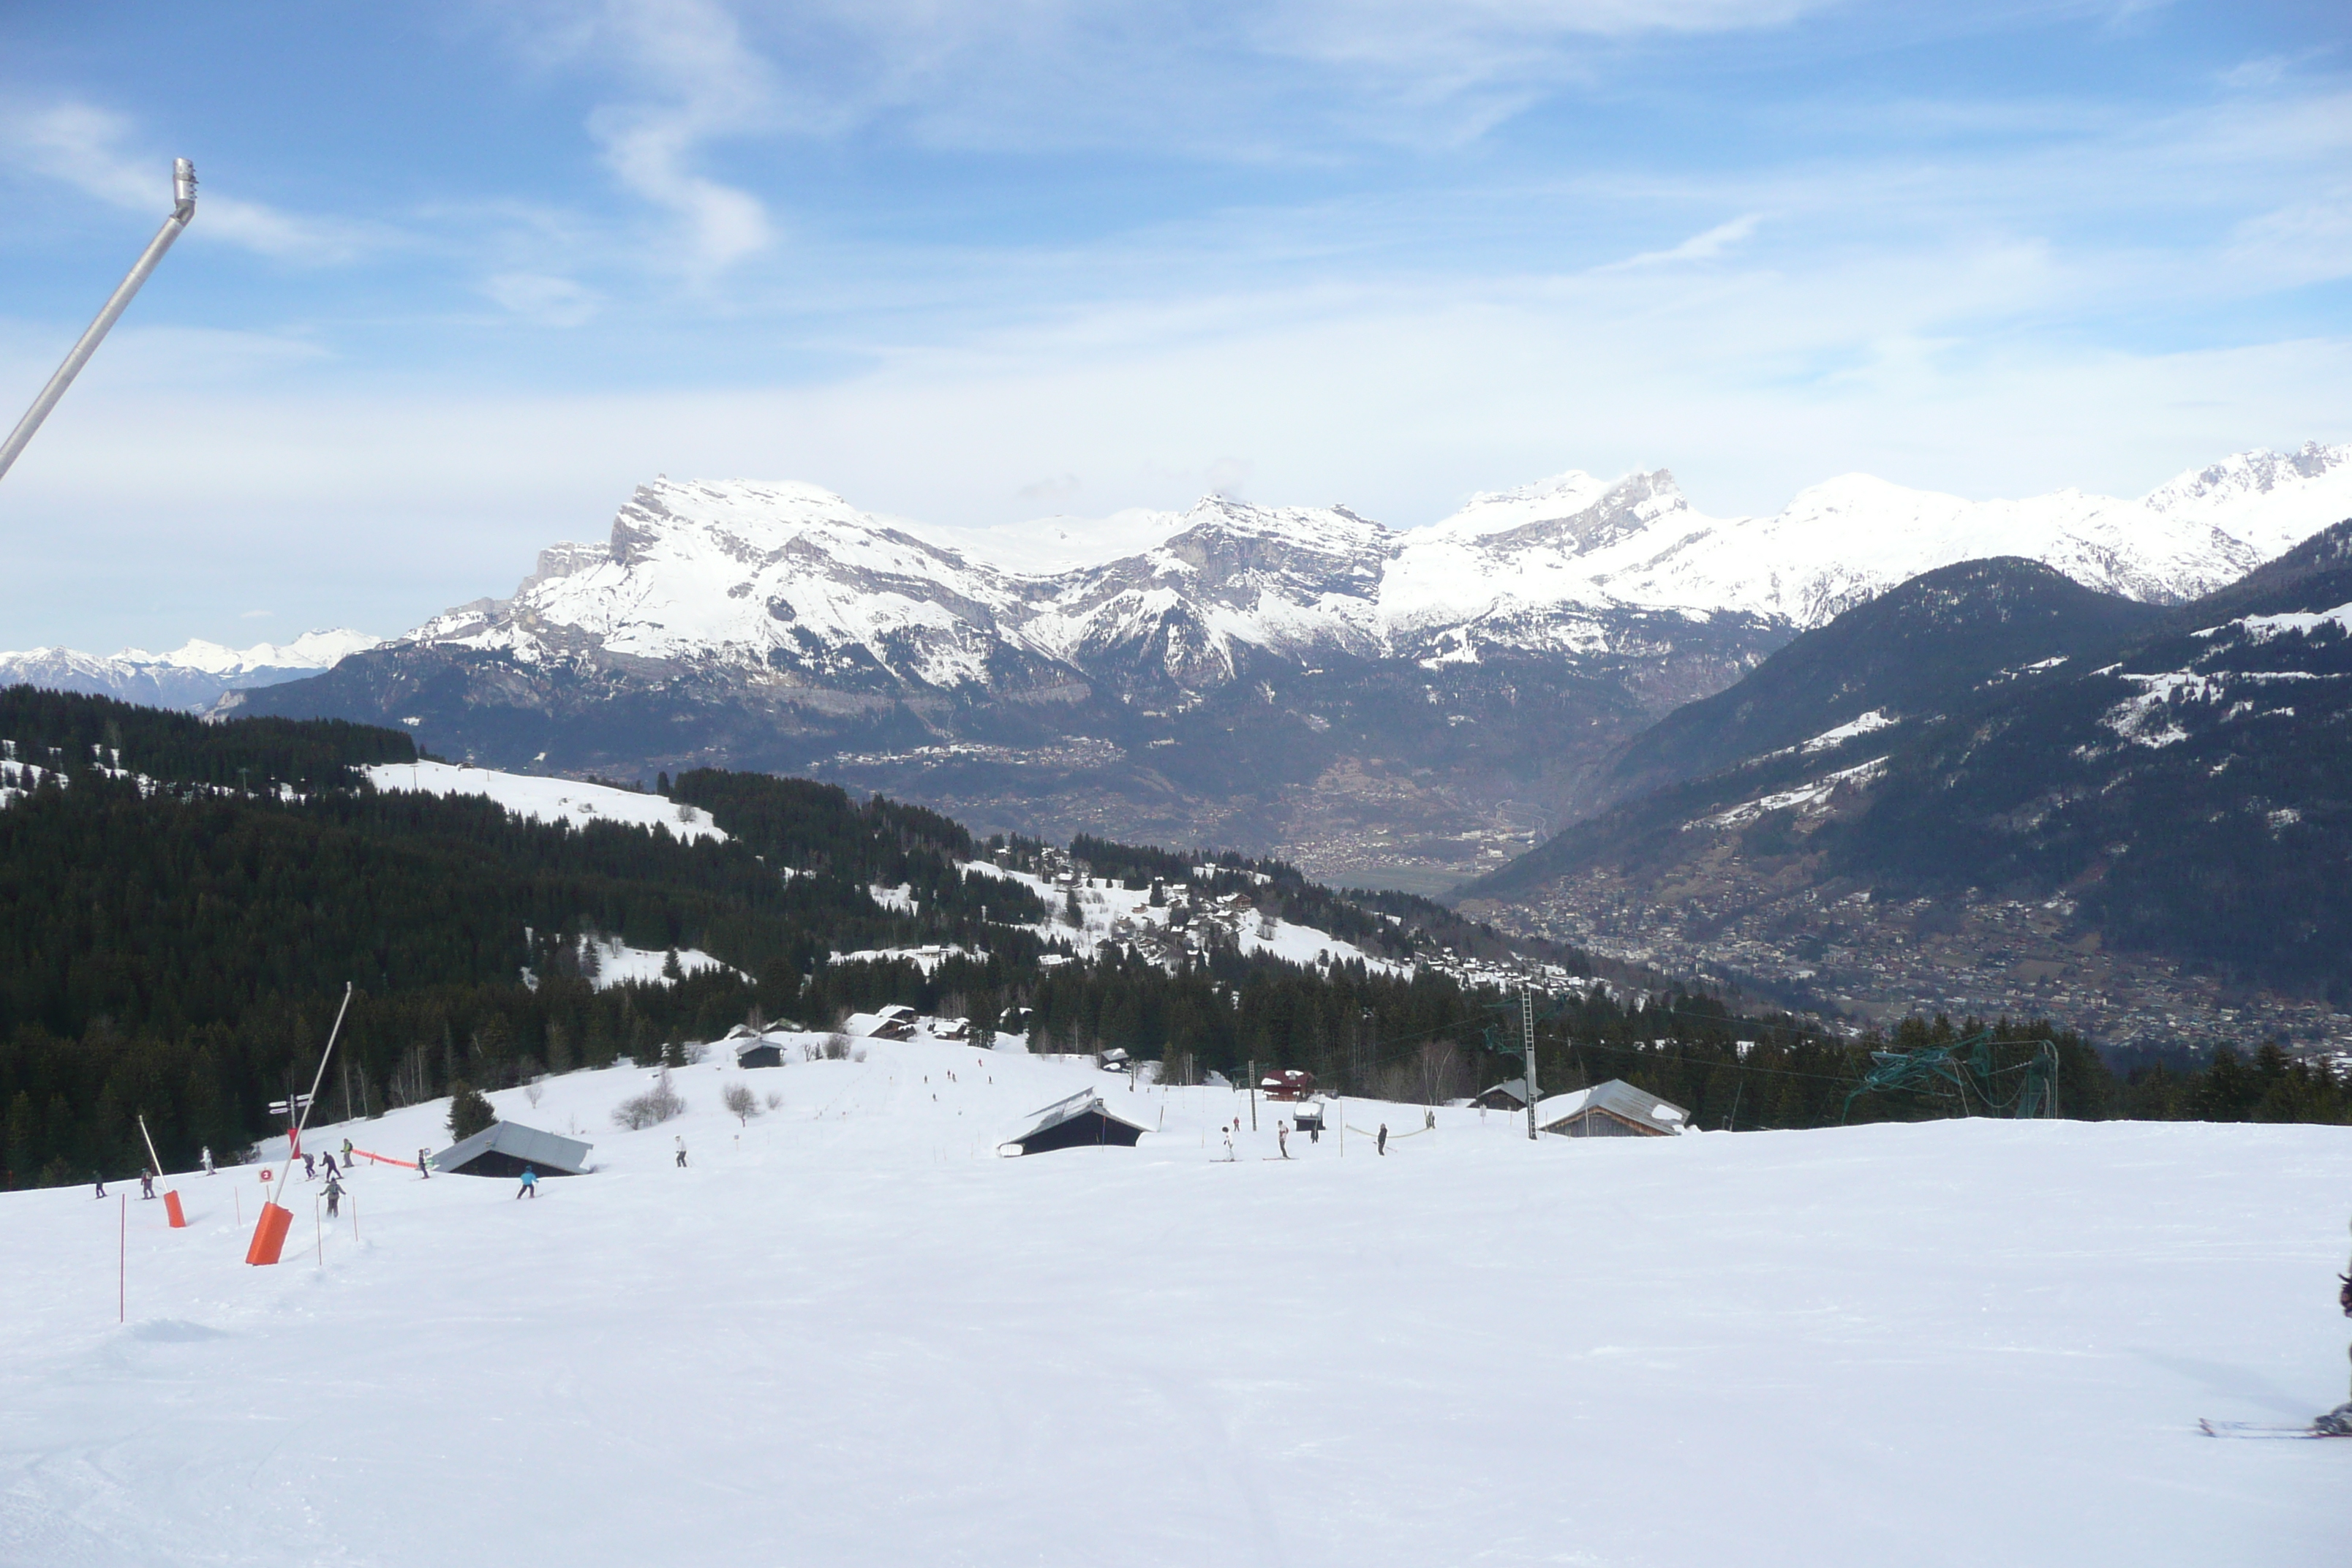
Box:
[432,1121,595,1177]
[1471,1077,1530,1111]
[995,1090,1150,1156]
[734,1037,785,1068]
[1531,1080,1689,1138]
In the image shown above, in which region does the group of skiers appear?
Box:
[83,1122,581,1213]
[93,1143,220,1199]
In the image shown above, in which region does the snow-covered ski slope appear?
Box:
[3,1041,2344,1568]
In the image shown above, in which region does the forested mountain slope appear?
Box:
[1554,558,2168,821]
[8,685,2342,1193]
[1462,521,2352,1025]
[0,691,1553,1186]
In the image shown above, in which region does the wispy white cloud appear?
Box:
[0,100,384,263]
[1595,213,1765,271]
[535,0,782,273]
[483,271,606,325]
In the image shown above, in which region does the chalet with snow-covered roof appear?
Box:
[1471,1077,1529,1111]
[431,1120,594,1177]
[995,1090,1150,1156]
[843,1006,918,1041]
[734,1036,785,1068]
[1532,1080,1688,1138]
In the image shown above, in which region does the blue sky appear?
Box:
[1,0,2346,649]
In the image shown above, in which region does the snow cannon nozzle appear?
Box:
[172,158,197,220]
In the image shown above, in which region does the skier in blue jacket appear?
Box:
[516,1166,538,1199]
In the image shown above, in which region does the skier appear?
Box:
[417,1147,431,1179]
[323,1172,343,1219]
[321,1152,339,1180]
[1425,1108,1436,1131]
[340,1137,354,1169]
[200,1145,214,1175]
[2323,1218,2352,1436]
[139,1169,155,1199]
[1376,1123,1388,1156]
[92,1172,106,1199]
[1277,1123,1290,1160]
[516,1166,538,1200]
[1221,1127,1235,1162]
[302,1153,316,1180]
[675,1135,688,1169]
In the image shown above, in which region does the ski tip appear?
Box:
[2198,1417,2333,1439]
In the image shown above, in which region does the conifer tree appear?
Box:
[447,1081,496,1142]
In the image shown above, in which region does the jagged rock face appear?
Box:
[232,445,2352,873]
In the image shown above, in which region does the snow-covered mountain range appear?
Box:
[0,629,380,712]
[214,441,2352,875]
[388,442,2352,692]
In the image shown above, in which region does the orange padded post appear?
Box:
[162,1189,186,1228]
[244,1201,293,1265]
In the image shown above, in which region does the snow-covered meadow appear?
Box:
[2,1038,2345,1567]
[362,761,725,843]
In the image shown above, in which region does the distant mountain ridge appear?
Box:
[0,629,380,712]
[356,442,2352,688]
[214,441,2352,878]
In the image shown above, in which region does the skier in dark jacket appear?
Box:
[2321,1218,2352,1436]
[93,1172,106,1199]
[417,1148,431,1178]
[302,1153,316,1180]
[321,1152,339,1180]
[139,1169,155,1199]
[323,1173,344,1219]
[1376,1123,1388,1156]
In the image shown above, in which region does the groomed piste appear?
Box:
[2,1030,2345,1567]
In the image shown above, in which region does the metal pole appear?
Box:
[1523,984,1540,1142]
[137,1112,165,1181]
[271,983,354,1186]
[1248,1060,1257,1133]
[0,160,197,484]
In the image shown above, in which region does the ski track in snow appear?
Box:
[2,1044,2346,1568]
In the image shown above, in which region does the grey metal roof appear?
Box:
[1000,1088,1149,1147]
[1531,1078,1687,1134]
[432,1119,595,1175]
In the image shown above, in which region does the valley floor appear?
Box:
[3,1042,2345,1567]
[1473,866,2352,1064]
